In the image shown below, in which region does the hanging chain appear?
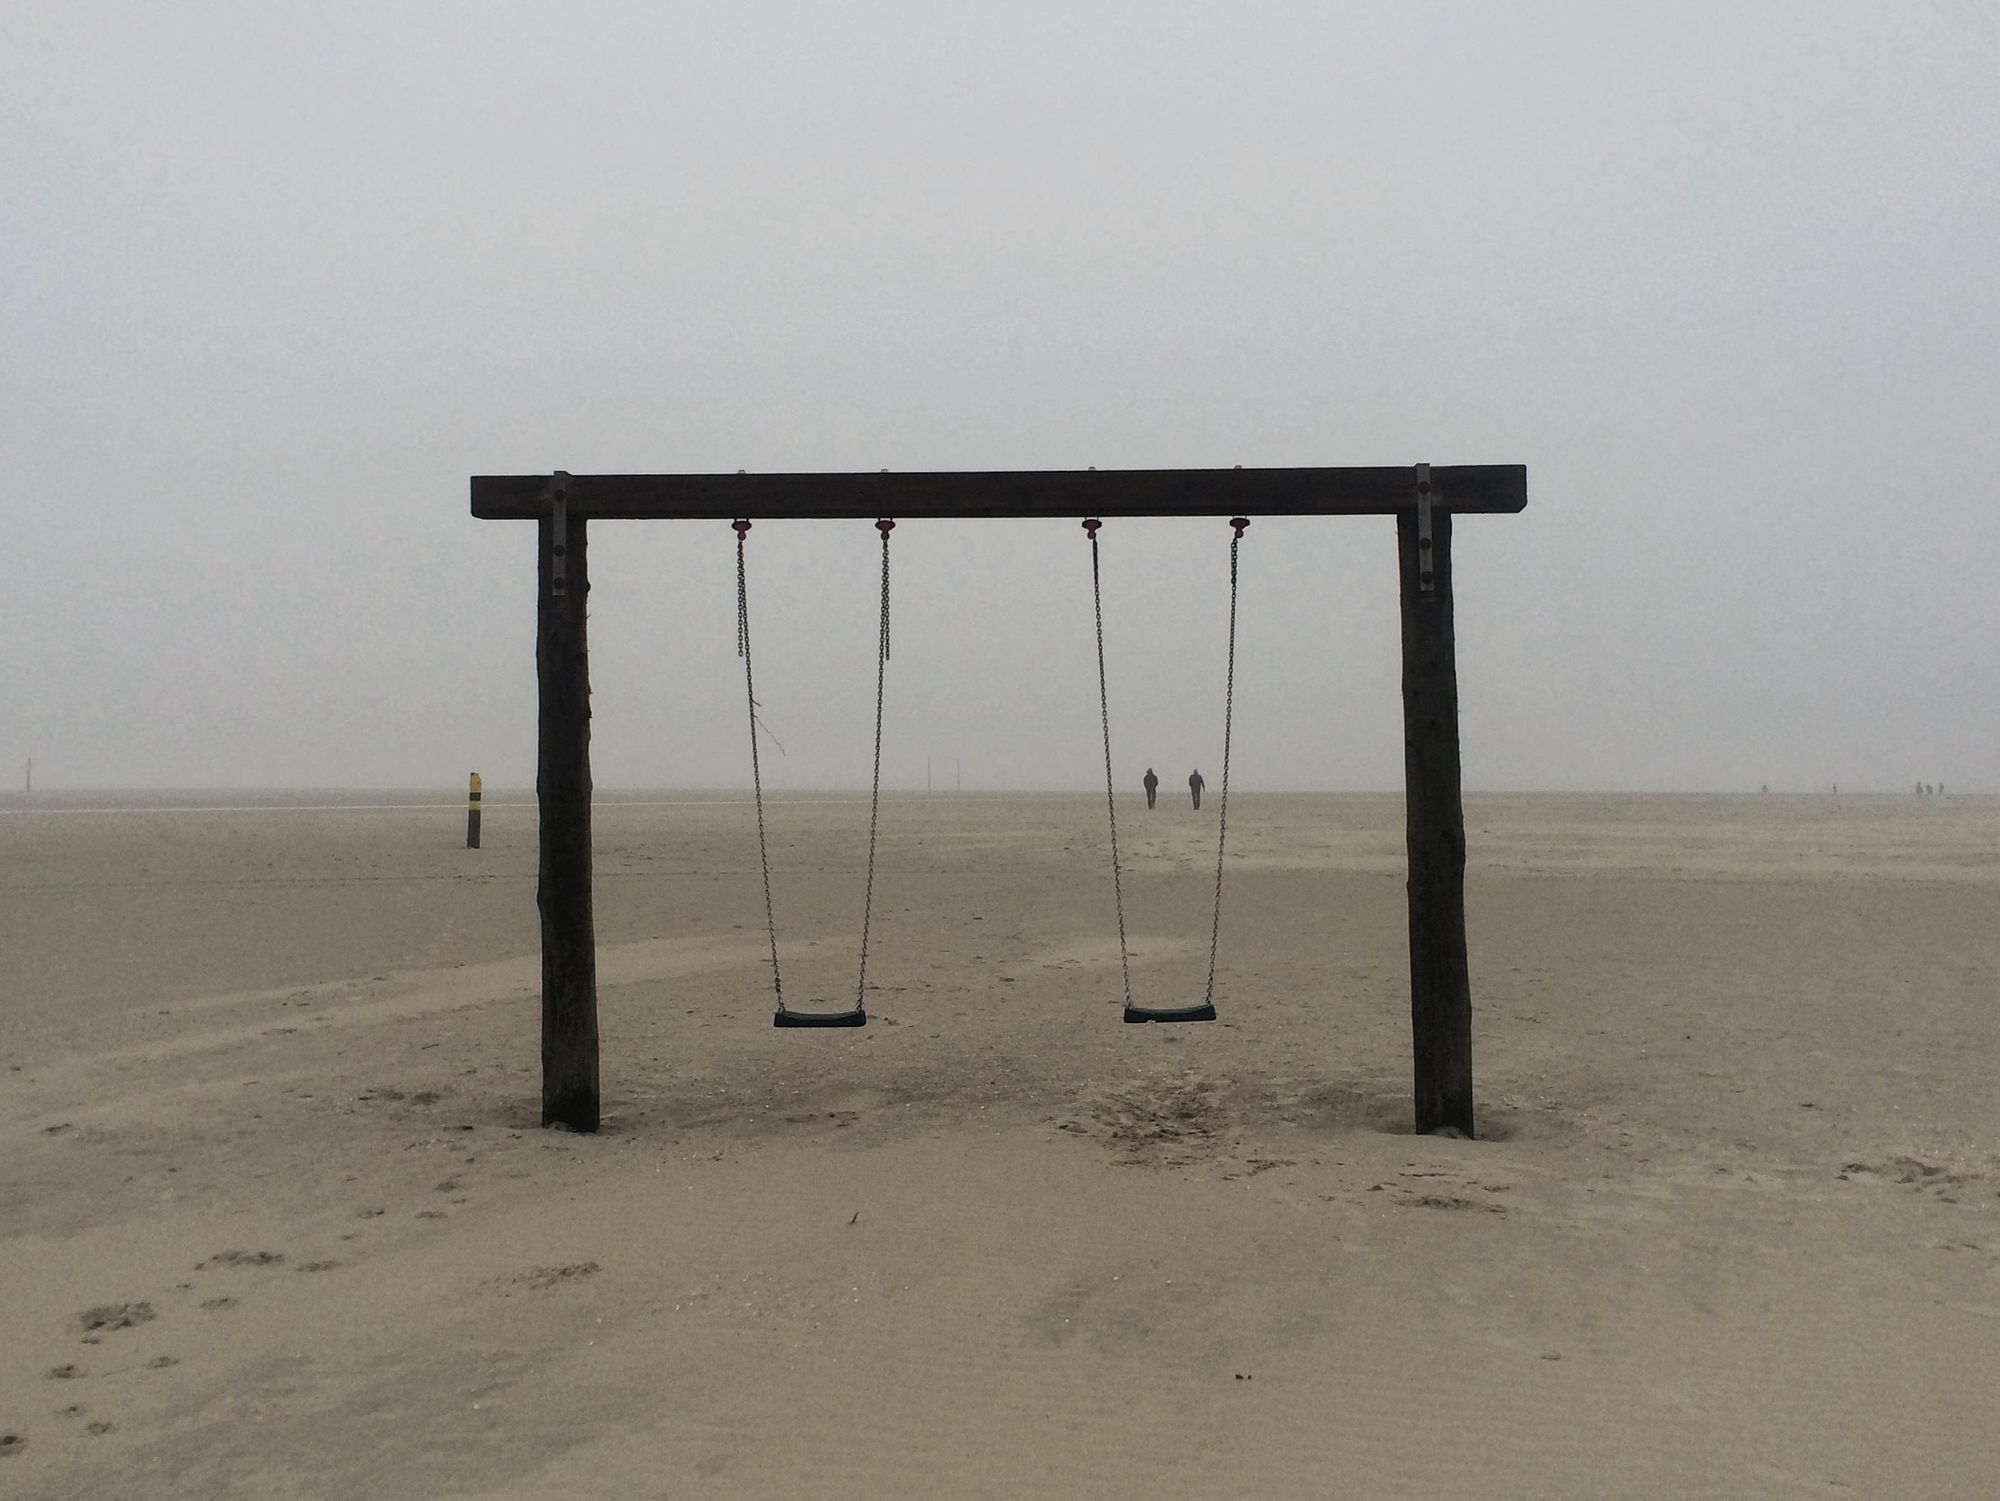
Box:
[1084,520,1135,1012]
[1205,519,1248,1008]
[738,519,893,1017]
[735,520,784,1010]
[854,520,893,1008]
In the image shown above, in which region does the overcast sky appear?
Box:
[4,1,1994,794]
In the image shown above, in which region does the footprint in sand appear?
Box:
[200,1297,237,1311]
[1,1433,24,1457]
[1399,1192,1505,1214]
[197,1250,284,1270]
[146,1356,178,1370]
[77,1303,154,1335]
[501,1262,601,1293]
[46,1364,82,1380]
[85,1421,114,1436]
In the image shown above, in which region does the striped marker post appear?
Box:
[466,772,482,849]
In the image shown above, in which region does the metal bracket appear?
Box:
[550,471,570,598]
[1414,463,1436,594]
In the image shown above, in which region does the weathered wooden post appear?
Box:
[1398,466,1475,1136]
[465,772,482,848]
[537,482,599,1130]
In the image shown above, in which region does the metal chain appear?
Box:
[1085,522,1136,1012]
[854,521,892,1008]
[1204,524,1244,1008]
[738,520,893,1017]
[735,522,784,1009]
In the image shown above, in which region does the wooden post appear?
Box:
[537,506,599,1130]
[465,772,482,848]
[1397,490,1475,1137]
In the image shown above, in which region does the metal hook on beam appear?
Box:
[1414,463,1435,594]
[550,471,570,598]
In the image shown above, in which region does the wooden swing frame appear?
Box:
[470,463,1527,1137]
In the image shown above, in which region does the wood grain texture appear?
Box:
[1398,506,1475,1137]
[472,465,1526,520]
[537,513,599,1130]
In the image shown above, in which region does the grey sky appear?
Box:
[4,2,1994,793]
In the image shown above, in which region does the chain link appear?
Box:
[854,524,891,1008]
[1204,529,1242,1008]
[737,521,891,1018]
[736,525,784,1010]
[1090,519,1242,1016]
[1086,524,1136,1012]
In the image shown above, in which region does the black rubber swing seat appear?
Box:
[773,1005,868,1029]
[1122,1002,1217,1024]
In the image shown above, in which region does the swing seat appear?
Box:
[1122,1002,1217,1024]
[774,1005,868,1029]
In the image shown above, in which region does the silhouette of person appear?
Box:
[1143,767,1159,809]
[1188,769,1205,810]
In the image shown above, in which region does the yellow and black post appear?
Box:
[466,772,482,849]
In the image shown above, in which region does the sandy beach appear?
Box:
[2,790,1995,1499]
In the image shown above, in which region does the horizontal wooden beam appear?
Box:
[470,465,1526,521]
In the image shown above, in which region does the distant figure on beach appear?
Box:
[1143,768,1159,809]
[1761,784,1769,794]
[1188,769,1205,810]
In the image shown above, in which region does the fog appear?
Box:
[5,2,1994,794]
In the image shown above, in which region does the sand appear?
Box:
[2,791,1995,1499]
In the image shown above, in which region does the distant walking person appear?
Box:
[1188,769,1205,810]
[1143,767,1159,809]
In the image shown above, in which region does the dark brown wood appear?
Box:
[480,459,1520,1136]
[537,514,599,1131]
[1398,505,1475,1137]
[472,465,1525,521]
